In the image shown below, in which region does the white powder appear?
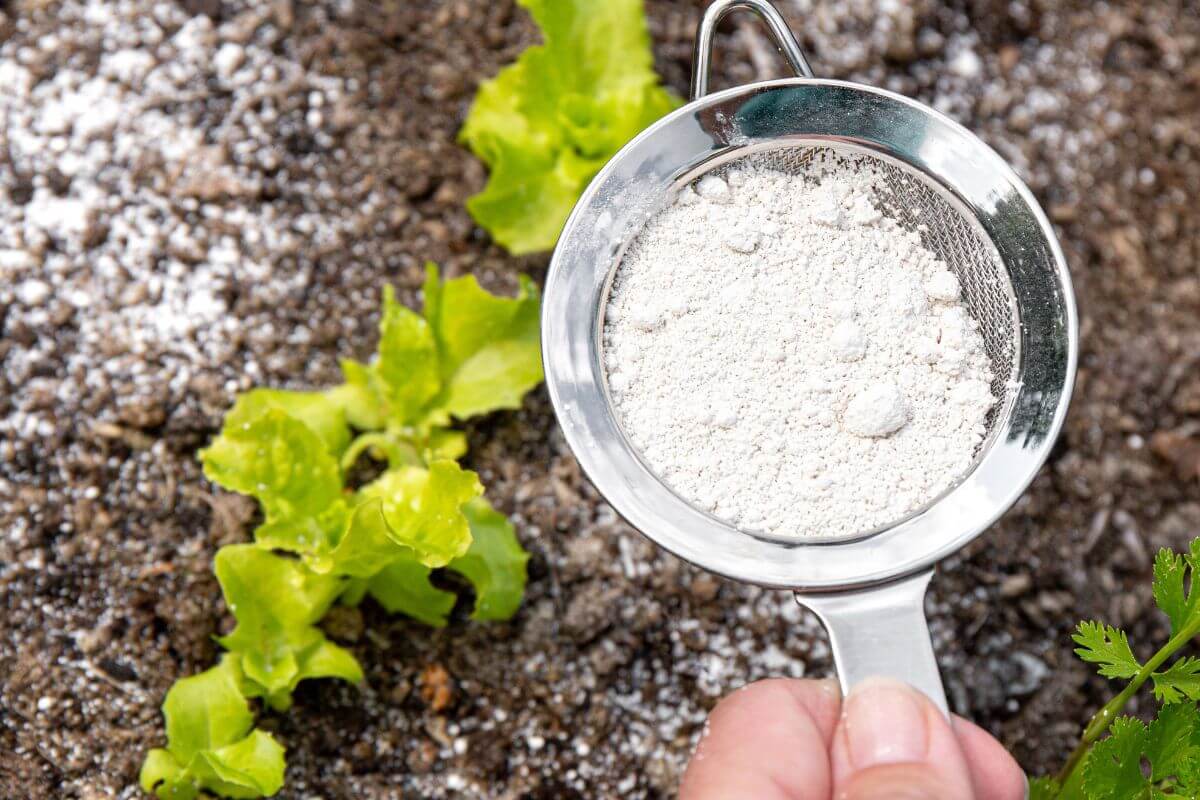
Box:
[603,157,997,539]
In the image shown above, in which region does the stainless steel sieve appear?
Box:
[541,0,1076,714]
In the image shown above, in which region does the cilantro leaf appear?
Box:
[1153,543,1200,637]
[356,460,482,567]
[1027,777,1060,800]
[1074,621,1143,680]
[201,408,342,524]
[459,0,680,254]
[215,545,362,710]
[1082,706,1200,799]
[1082,716,1149,800]
[422,263,543,419]
[139,657,285,800]
[367,555,458,627]
[450,497,530,621]
[224,388,351,458]
[1143,702,1200,780]
[1153,656,1200,704]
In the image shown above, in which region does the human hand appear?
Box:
[679,677,1026,800]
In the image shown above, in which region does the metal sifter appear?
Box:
[541,0,1076,713]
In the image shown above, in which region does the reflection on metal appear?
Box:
[690,0,814,100]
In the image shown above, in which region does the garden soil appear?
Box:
[2,0,1199,797]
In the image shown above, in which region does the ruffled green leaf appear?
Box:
[309,500,413,579]
[459,0,680,253]
[375,285,442,423]
[357,460,482,567]
[224,388,350,458]
[139,657,285,800]
[187,730,286,798]
[422,264,543,419]
[215,545,361,709]
[367,555,457,627]
[200,409,341,524]
[450,497,529,621]
[327,359,388,431]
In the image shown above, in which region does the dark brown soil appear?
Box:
[2,1,1199,798]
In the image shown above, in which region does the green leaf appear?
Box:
[1083,716,1150,800]
[201,408,341,524]
[162,657,255,759]
[1073,621,1142,680]
[140,748,192,800]
[187,730,286,798]
[1082,706,1200,799]
[422,264,543,419]
[328,359,388,431]
[1153,543,1200,637]
[357,460,482,567]
[215,545,361,707]
[1144,703,1200,781]
[1028,777,1060,800]
[1153,656,1200,704]
[373,285,442,424]
[459,0,680,254]
[224,388,351,457]
[254,499,350,561]
[425,427,469,462]
[367,554,457,627]
[449,497,530,621]
[140,657,285,800]
[363,497,529,625]
[310,500,413,579]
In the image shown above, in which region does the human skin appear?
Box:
[678,677,1027,800]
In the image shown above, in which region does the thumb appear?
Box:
[832,678,975,800]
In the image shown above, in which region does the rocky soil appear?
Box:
[2,0,1199,797]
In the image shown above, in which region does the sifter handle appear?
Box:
[690,0,815,101]
[794,568,950,717]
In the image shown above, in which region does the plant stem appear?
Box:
[340,431,421,473]
[1054,619,1200,788]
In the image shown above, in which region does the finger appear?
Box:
[832,677,975,800]
[679,678,842,800]
[953,716,1027,800]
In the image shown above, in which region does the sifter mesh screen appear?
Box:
[693,143,1020,439]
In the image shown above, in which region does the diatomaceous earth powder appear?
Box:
[603,157,999,539]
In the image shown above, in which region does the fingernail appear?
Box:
[842,677,929,769]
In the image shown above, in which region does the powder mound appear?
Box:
[604,154,999,539]
[843,383,910,437]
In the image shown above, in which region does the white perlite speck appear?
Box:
[604,157,997,539]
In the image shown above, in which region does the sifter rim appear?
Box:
[542,77,1077,591]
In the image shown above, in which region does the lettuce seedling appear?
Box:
[139,657,285,800]
[215,545,362,711]
[459,0,680,254]
[143,265,541,798]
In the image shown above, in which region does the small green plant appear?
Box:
[140,264,540,799]
[460,0,680,255]
[1034,539,1200,798]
